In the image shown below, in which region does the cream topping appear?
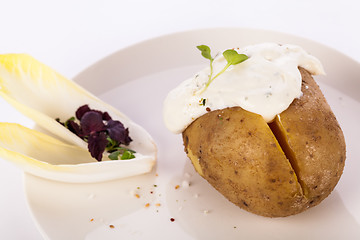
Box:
[163,43,325,134]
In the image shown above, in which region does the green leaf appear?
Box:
[195,45,248,95]
[64,116,75,129]
[108,150,121,160]
[197,45,213,61]
[223,50,248,65]
[121,150,136,160]
[108,146,136,160]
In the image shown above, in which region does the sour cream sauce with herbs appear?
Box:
[163,43,325,134]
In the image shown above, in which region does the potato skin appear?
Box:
[276,68,346,207]
[182,68,346,217]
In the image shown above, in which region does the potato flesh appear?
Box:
[268,119,306,195]
[182,68,345,217]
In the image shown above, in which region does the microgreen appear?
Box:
[56,104,134,161]
[105,137,118,152]
[120,150,136,160]
[108,147,136,160]
[64,117,75,129]
[223,49,248,65]
[197,45,213,61]
[197,45,214,88]
[196,45,248,94]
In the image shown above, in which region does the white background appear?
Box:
[0,0,359,239]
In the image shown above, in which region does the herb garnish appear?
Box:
[199,98,206,106]
[56,105,135,161]
[108,147,136,160]
[196,45,248,93]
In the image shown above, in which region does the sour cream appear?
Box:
[163,43,325,134]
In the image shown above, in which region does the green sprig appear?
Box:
[197,45,214,82]
[108,147,136,160]
[196,45,248,94]
[64,116,75,129]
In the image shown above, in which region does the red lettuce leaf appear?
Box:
[58,105,132,161]
[80,112,106,136]
[87,131,108,161]
[106,120,132,145]
[75,105,91,120]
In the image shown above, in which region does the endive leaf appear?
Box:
[0,54,157,182]
[0,54,129,146]
[0,123,155,183]
[0,54,156,160]
[0,92,88,149]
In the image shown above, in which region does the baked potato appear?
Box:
[182,67,346,217]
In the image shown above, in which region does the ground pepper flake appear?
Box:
[90,218,94,222]
[170,218,175,222]
[145,203,150,208]
[135,194,140,198]
[155,203,161,207]
[175,185,180,190]
[109,225,115,229]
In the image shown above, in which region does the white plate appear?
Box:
[24,28,360,240]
